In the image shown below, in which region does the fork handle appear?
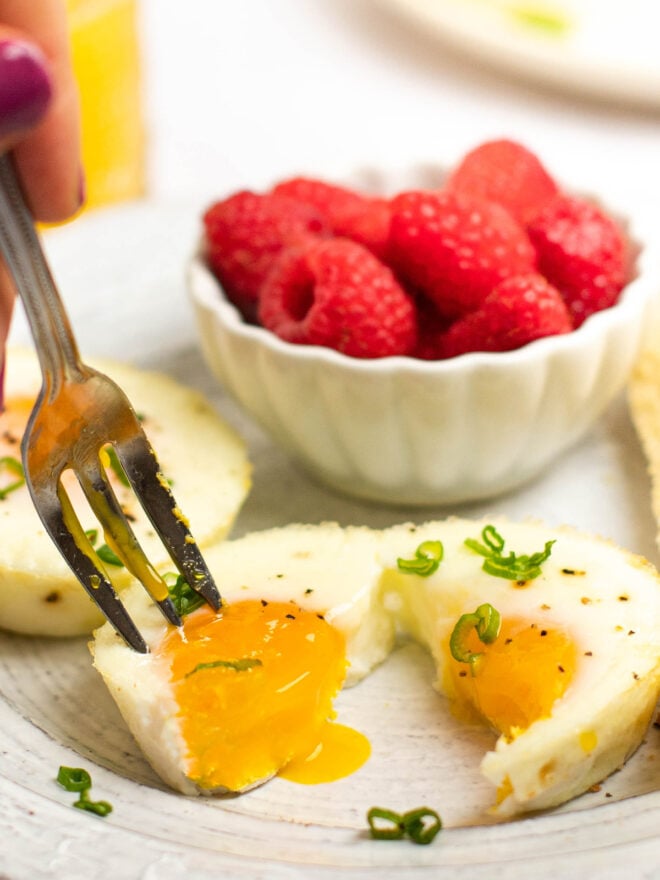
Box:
[0,152,83,389]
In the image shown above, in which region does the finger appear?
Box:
[0,1,82,222]
[0,31,52,146]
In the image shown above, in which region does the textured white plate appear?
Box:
[2,200,659,879]
[379,0,660,108]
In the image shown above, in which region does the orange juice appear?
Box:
[65,0,146,209]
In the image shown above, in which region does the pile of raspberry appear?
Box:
[202,139,630,360]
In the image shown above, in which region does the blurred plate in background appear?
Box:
[380,0,660,108]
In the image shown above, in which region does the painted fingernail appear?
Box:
[0,39,52,140]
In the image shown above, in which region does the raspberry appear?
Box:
[412,296,453,360]
[203,191,327,321]
[388,190,536,319]
[438,273,572,358]
[527,194,628,327]
[258,238,417,358]
[272,177,391,259]
[445,139,559,225]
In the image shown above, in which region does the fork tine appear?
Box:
[113,431,222,611]
[75,455,183,628]
[35,483,149,653]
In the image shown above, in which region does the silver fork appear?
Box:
[0,153,221,652]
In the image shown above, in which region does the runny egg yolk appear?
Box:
[446,616,577,738]
[158,599,369,792]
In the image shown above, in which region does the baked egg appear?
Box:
[0,347,251,636]
[92,523,385,793]
[382,518,660,815]
[92,518,660,814]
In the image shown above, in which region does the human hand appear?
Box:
[0,0,83,362]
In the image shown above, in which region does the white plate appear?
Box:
[379,0,660,108]
[2,200,659,879]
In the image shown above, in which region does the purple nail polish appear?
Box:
[0,39,52,140]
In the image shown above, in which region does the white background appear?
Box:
[139,0,660,217]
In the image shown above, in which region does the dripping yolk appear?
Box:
[279,720,371,785]
[446,616,577,737]
[158,599,352,792]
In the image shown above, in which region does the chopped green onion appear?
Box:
[57,766,113,817]
[397,540,444,577]
[185,658,263,678]
[166,573,205,616]
[73,789,113,816]
[449,603,501,672]
[401,807,442,845]
[367,806,442,844]
[0,455,25,500]
[85,529,125,568]
[465,525,554,581]
[510,5,569,36]
[367,807,406,840]
[57,766,92,792]
[103,445,130,487]
[96,544,124,567]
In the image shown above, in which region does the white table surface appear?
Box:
[3,2,660,878]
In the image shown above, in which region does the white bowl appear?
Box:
[187,178,657,507]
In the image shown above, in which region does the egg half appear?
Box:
[381,519,660,816]
[92,517,660,814]
[0,347,251,636]
[92,523,386,794]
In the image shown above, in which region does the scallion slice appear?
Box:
[465,525,554,581]
[449,602,501,672]
[367,806,442,844]
[397,540,444,577]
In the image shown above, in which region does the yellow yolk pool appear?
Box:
[447,616,577,737]
[158,599,366,792]
[279,721,371,784]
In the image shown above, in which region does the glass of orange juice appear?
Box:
[65,0,146,210]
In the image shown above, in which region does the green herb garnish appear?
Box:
[96,544,124,566]
[0,455,25,500]
[509,4,569,36]
[397,540,444,577]
[465,524,554,581]
[185,657,263,678]
[102,445,130,487]
[166,573,205,616]
[57,766,113,817]
[367,806,442,845]
[449,602,501,673]
[85,529,125,568]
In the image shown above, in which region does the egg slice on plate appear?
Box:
[382,519,660,815]
[92,518,660,814]
[0,347,251,637]
[92,523,387,794]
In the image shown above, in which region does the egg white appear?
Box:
[382,518,660,816]
[92,517,660,814]
[0,347,251,636]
